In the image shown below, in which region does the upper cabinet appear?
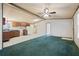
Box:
[12,21,30,27]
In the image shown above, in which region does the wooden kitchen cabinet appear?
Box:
[3,30,20,42]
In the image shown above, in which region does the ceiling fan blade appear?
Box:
[49,11,56,14]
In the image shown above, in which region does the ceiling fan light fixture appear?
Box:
[43,14,49,17]
[44,8,49,13]
[43,8,56,18]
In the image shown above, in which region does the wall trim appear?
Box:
[8,3,46,20]
[72,6,79,18]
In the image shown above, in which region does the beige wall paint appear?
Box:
[74,8,79,48]
[34,19,73,39]
[34,20,46,35]
[46,19,73,38]
[0,4,2,50]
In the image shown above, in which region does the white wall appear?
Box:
[73,8,79,48]
[49,19,73,38]
[34,20,46,35]
[34,19,73,38]
[0,4,2,50]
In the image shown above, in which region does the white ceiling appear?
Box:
[3,3,79,23]
[3,4,42,23]
[15,3,79,19]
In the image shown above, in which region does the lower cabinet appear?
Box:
[3,30,20,42]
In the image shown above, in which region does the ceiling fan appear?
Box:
[42,8,56,17]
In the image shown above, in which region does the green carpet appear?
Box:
[0,35,79,56]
